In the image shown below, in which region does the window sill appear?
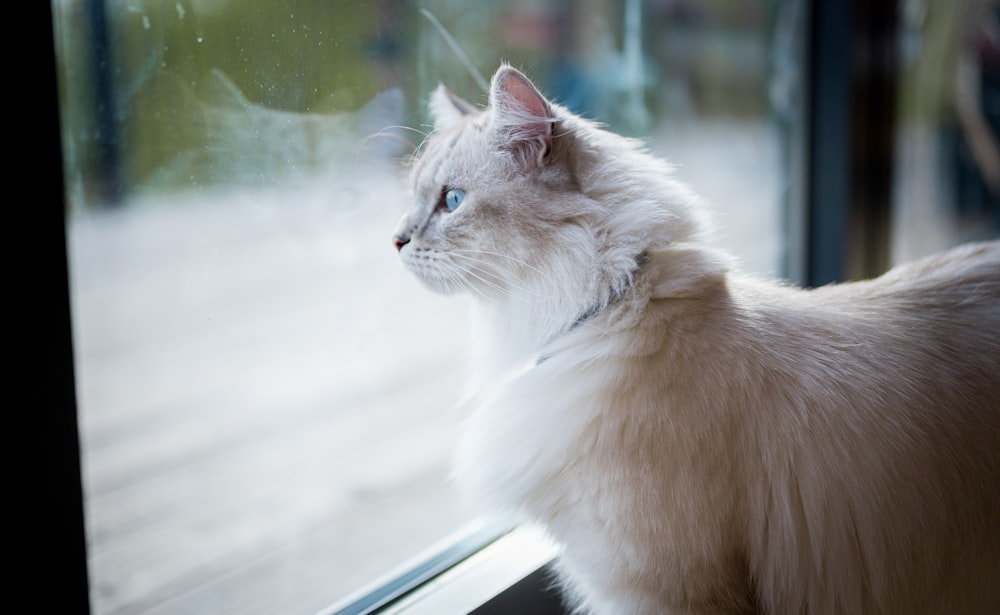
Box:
[328,522,563,615]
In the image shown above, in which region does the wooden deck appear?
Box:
[70,175,479,615]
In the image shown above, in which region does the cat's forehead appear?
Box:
[412,115,489,188]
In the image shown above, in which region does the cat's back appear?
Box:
[813,239,1000,309]
[733,240,1000,374]
[722,239,1000,451]
[788,240,1000,395]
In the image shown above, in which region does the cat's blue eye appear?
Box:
[444,188,465,212]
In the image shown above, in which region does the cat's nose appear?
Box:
[393,234,410,251]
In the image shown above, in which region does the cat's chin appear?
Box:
[412,275,465,297]
[397,251,466,296]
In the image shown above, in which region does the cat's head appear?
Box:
[392,65,709,321]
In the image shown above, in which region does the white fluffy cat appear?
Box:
[392,65,1000,614]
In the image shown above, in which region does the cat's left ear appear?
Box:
[488,66,554,171]
[429,84,478,130]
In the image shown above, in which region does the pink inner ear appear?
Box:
[500,72,549,121]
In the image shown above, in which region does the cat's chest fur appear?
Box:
[454,256,758,609]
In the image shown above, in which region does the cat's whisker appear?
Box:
[448,252,557,301]
[450,248,558,282]
[446,262,515,299]
[355,129,423,162]
[386,124,430,139]
[437,254,547,305]
[435,262,473,297]
[437,259,511,302]
[405,124,441,170]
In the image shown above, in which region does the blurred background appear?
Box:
[51,1,998,614]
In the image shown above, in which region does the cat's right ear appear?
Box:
[488,66,553,172]
[429,84,478,130]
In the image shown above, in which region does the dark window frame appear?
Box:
[19,2,91,613]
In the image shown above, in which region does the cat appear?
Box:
[391,64,1000,614]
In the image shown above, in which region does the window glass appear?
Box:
[53,1,790,613]
[893,0,1000,262]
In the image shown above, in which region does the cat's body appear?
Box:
[392,65,1000,614]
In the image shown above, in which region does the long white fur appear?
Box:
[393,64,1000,614]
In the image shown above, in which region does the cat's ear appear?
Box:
[488,65,554,171]
[429,84,478,130]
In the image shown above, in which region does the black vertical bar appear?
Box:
[847,0,897,280]
[805,0,852,286]
[800,0,898,286]
[15,3,91,613]
[87,0,122,204]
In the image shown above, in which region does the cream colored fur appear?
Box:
[392,65,1000,614]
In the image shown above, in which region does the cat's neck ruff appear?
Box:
[569,252,648,330]
[534,251,649,363]
[473,244,730,380]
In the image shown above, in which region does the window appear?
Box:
[52,2,788,613]
[37,1,997,614]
